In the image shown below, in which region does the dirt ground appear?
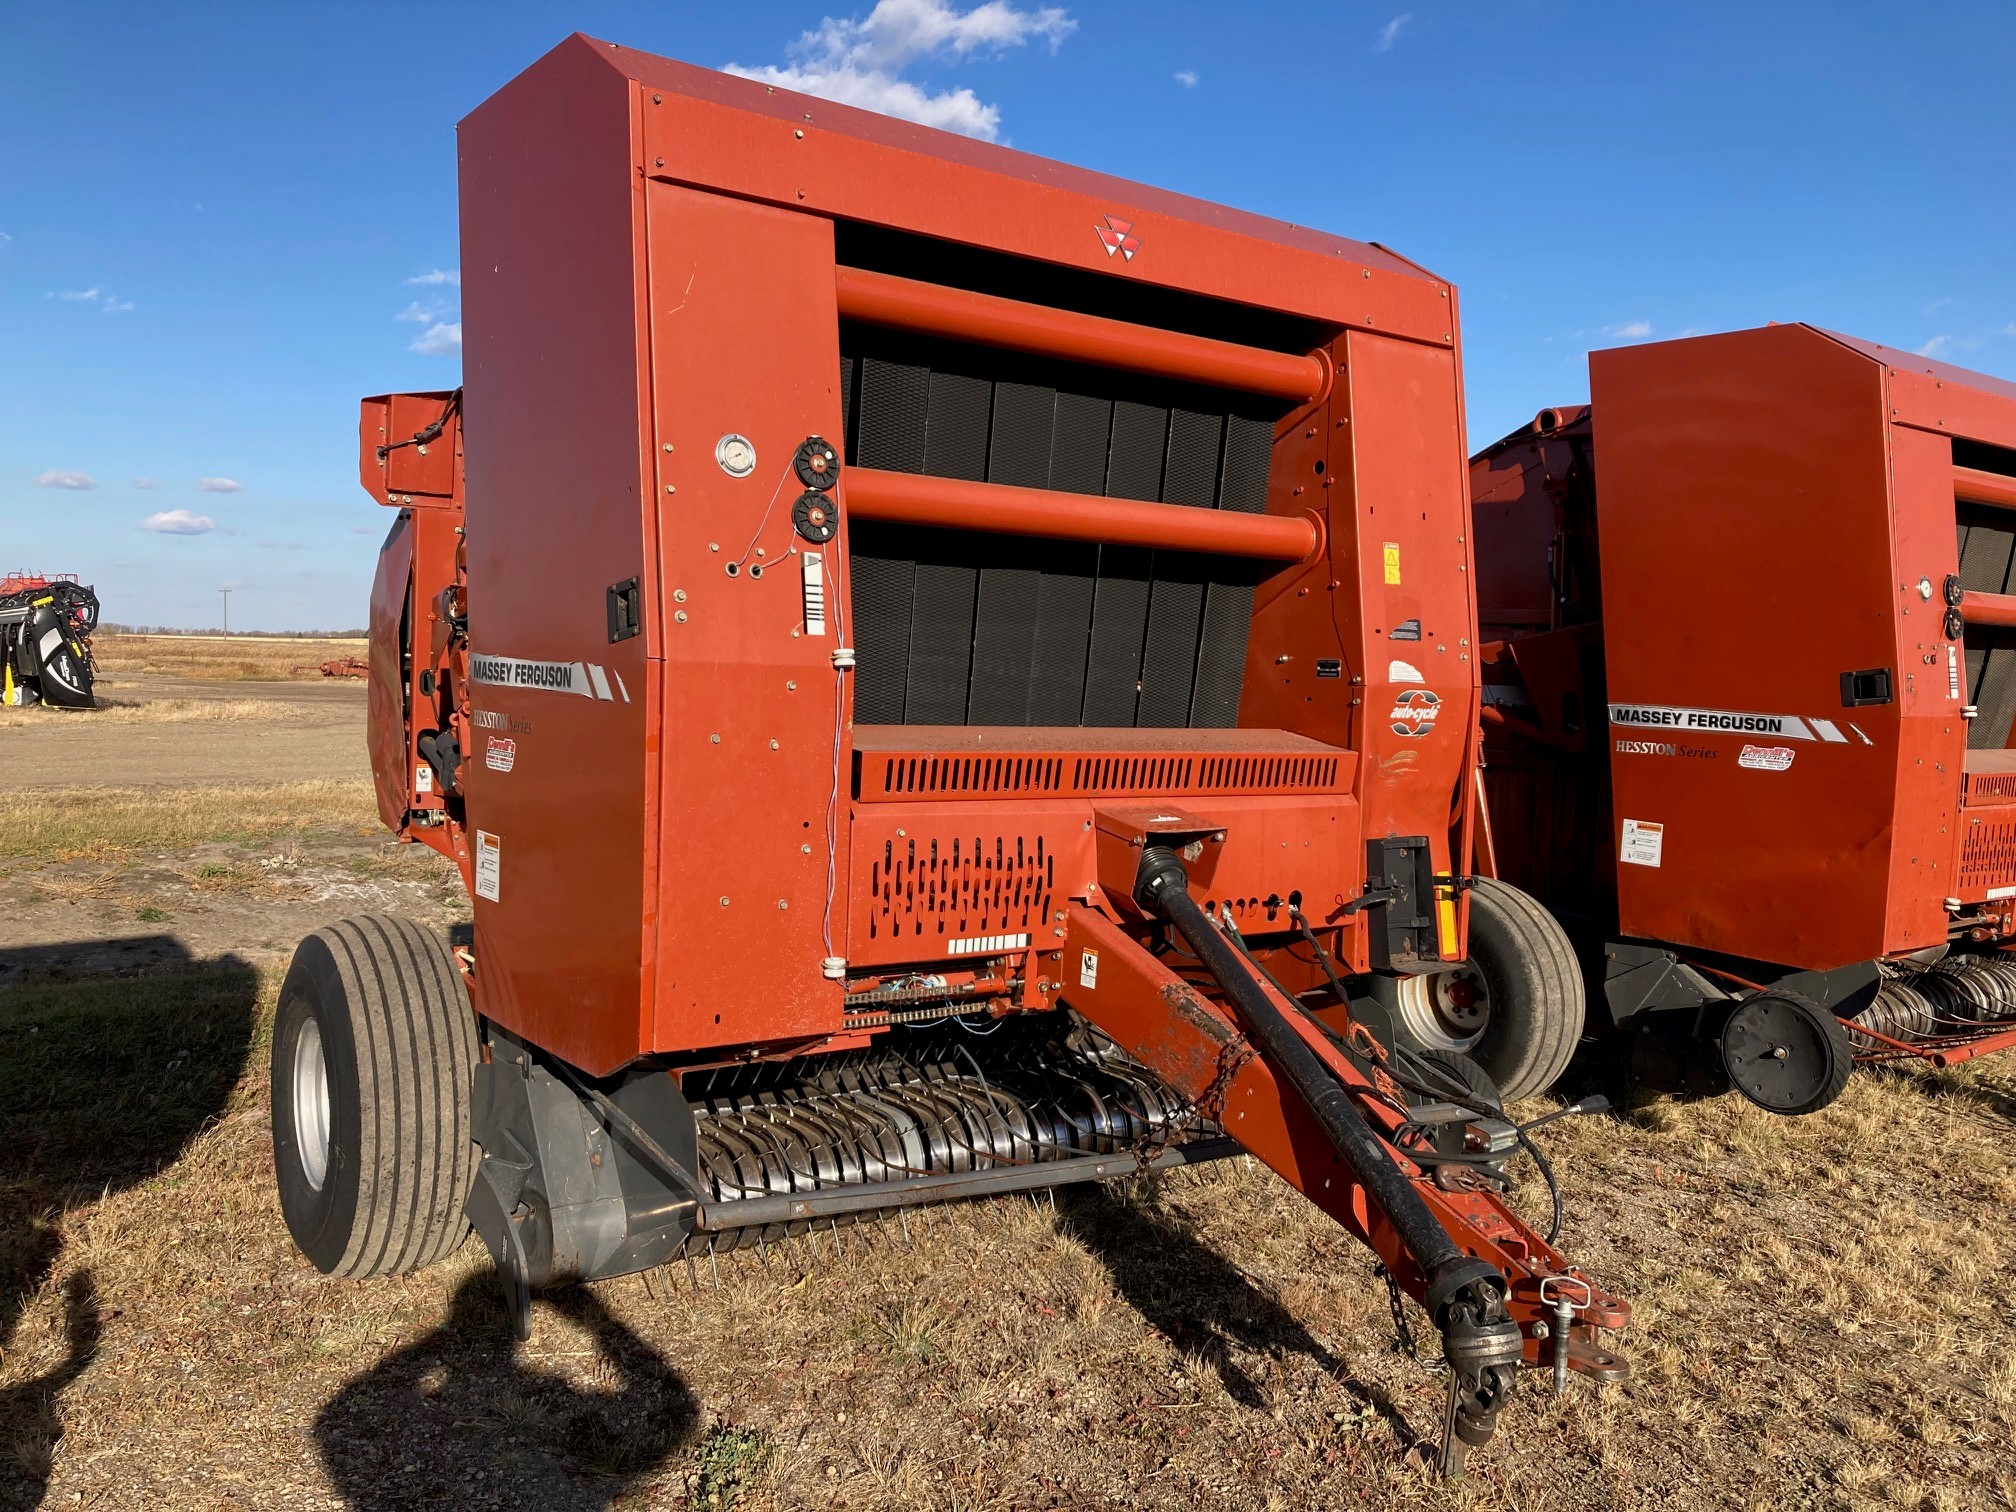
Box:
[3,674,2015,1510]
[6,673,368,790]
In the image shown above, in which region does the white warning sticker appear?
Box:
[1079,950,1099,989]
[1737,744,1795,772]
[475,830,502,902]
[1620,818,1665,868]
[414,762,433,794]
[485,736,517,774]
[469,653,630,702]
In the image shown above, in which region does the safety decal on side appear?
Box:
[475,830,502,902]
[1382,542,1402,586]
[1079,950,1099,989]
[469,653,630,702]
[485,737,517,774]
[1389,617,1421,641]
[1389,688,1440,737]
[1737,744,1794,772]
[1609,702,1847,742]
[414,762,434,794]
[1388,659,1425,684]
[1619,818,1664,868]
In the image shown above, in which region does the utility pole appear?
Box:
[219,587,231,635]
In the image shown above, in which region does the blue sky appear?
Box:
[3,1,2011,630]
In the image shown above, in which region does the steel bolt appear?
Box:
[675,610,688,623]
[778,899,789,910]
[673,589,687,602]
[769,739,780,750]
[710,732,720,743]
[795,129,805,139]
[709,542,720,552]
[663,444,674,453]
[719,896,730,907]
[665,484,676,495]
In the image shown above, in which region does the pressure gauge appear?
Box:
[715,433,757,478]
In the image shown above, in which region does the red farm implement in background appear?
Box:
[265,35,1629,1474]
[0,571,99,708]
[1473,324,2016,1112]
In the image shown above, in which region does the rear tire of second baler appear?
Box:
[1464,877,1585,1102]
[271,915,478,1278]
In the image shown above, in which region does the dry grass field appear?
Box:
[2,683,2014,1510]
[90,633,367,684]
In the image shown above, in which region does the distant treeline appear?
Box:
[99,624,371,639]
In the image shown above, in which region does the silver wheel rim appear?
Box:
[1394,966,1492,1053]
[293,1018,332,1192]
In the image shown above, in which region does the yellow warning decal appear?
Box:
[1382,542,1401,585]
[1436,887,1459,958]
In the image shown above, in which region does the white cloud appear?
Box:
[35,469,95,490]
[411,321,463,356]
[406,268,460,287]
[198,477,245,493]
[47,286,132,313]
[141,509,216,535]
[132,478,157,488]
[724,0,1077,142]
[0,231,12,249]
[394,301,435,324]
[1919,335,1951,357]
[1924,296,1955,316]
[1175,69,1198,87]
[1376,13,1411,51]
[1609,320,1653,339]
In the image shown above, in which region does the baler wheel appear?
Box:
[271,916,478,1277]
[1397,878,1583,1103]
[1718,989,1852,1116]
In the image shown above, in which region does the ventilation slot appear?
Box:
[1967,771,2016,802]
[866,834,1056,946]
[1959,818,2016,893]
[879,756,1065,796]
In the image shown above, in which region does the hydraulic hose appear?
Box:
[1132,846,1498,1321]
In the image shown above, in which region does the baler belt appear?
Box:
[841,330,1277,729]
[1959,509,2016,749]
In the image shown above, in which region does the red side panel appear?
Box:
[456,42,656,1074]
[1591,326,1957,967]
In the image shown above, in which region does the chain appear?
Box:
[1378,1264,1446,1375]
[1131,1037,1255,1174]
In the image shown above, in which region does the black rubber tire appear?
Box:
[1719,989,1853,1116]
[271,915,478,1277]
[1464,877,1585,1102]
[1407,1046,1505,1114]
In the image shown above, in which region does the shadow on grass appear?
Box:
[314,1274,700,1510]
[1056,1181,1420,1449]
[0,942,258,1512]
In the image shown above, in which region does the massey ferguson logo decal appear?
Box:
[1095,215,1141,261]
[1389,688,1441,737]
